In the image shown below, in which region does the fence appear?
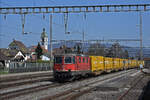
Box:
[8,62,53,73]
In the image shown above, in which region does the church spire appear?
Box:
[41,28,48,50]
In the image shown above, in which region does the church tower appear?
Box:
[41,28,48,50]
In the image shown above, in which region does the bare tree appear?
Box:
[87,43,105,56]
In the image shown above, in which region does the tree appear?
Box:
[87,43,105,56]
[124,50,129,59]
[35,42,43,59]
[105,42,124,58]
[73,43,82,54]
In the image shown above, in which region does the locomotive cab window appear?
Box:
[73,56,75,64]
[55,57,62,64]
[65,57,72,64]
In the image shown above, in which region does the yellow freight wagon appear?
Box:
[132,60,136,68]
[104,57,113,72]
[128,59,131,69]
[142,61,145,66]
[130,60,133,68]
[120,59,124,70]
[90,56,104,75]
[136,60,138,67]
[140,60,145,67]
[131,60,136,68]
[137,61,140,67]
[135,60,138,68]
[113,58,120,71]
[124,59,129,69]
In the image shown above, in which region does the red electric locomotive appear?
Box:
[53,54,91,81]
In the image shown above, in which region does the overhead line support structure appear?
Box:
[0,4,150,14]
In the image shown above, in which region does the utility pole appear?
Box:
[50,14,53,61]
[82,13,86,54]
[82,30,85,53]
[140,12,143,60]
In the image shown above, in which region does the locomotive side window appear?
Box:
[83,58,85,63]
[55,57,62,64]
[73,56,75,64]
[65,57,72,63]
[79,57,81,63]
[86,58,88,63]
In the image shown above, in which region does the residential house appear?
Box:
[0,50,10,68]
[8,39,30,60]
[0,48,26,68]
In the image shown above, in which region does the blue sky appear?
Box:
[0,0,150,48]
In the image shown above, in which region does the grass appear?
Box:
[0,70,8,75]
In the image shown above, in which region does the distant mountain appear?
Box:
[123,46,150,58]
[47,41,150,58]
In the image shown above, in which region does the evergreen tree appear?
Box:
[124,50,129,59]
[35,42,43,59]
[77,45,81,54]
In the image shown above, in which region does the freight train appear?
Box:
[53,54,144,81]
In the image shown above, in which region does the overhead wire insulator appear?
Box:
[64,13,69,34]
[84,12,86,20]
[4,14,6,20]
[43,13,45,20]
[21,14,26,34]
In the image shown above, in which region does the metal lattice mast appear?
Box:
[140,12,143,60]
[50,14,53,60]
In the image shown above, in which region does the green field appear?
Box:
[0,70,8,75]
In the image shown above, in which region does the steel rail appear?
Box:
[117,74,145,100]
[0,72,52,83]
[0,76,53,89]
[40,69,136,100]
[0,83,61,100]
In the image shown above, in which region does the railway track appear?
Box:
[0,72,52,83]
[0,69,139,100]
[40,69,137,100]
[0,82,61,100]
[117,70,150,100]
[0,71,52,89]
[0,76,53,89]
[0,71,54,100]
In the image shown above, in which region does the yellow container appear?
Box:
[131,60,136,68]
[135,60,138,67]
[142,61,145,66]
[135,60,138,68]
[133,60,137,68]
[131,60,133,68]
[128,60,132,68]
[104,57,113,71]
[137,61,140,67]
[113,58,120,70]
[90,56,104,72]
[124,59,129,69]
[120,59,124,69]
[139,60,145,67]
